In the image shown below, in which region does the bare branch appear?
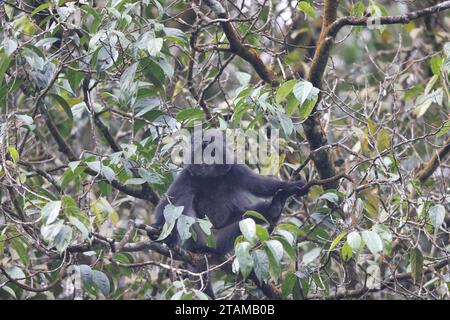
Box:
[202,0,277,86]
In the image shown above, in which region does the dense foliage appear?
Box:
[0,0,449,300]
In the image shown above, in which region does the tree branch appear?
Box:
[38,100,159,205]
[302,0,450,189]
[202,0,277,86]
[327,1,450,38]
[416,136,450,183]
[317,258,450,300]
[302,0,340,190]
[0,266,63,293]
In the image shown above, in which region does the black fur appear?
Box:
[151,134,308,297]
[153,164,307,254]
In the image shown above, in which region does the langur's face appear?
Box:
[186,163,232,178]
[184,131,234,177]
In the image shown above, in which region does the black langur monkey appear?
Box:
[151,131,309,297]
[154,130,308,255]
[153,163,308,254]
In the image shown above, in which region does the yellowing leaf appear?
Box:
[376,128,391,151]
[298,1,316,18]
[367,118,377,136]
[329,231,348,251]
[8,146,19,163]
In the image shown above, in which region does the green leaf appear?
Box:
[41,220,64,243]
[164,27,188,47]
[125,178,146,185]
[298,1,316,18]
[62,195,89,227]
[367,118,377,136]
[68,161,81,172]
[361,230,383,257]
[4,266,26,284]
[285,94,300,116]
[277,223,302,235]
[236,72,251,86]
[157,221,176,241]
[176,108,205,123]
[3,39,17,57]
[275,229,295,246]
[176,215,196,242]
[148,38,164,57]
[1,285,17,299]
[429,204,446,229]
[347,231,362,251]
[430,55,443,75]
[79,264,93,283]
[86,161,116,182]
[276,80,297,104]
[410,247,423,284]
[320,192,339,205]
[413,88,443,118]
[277,111,294,136]
[329,231,348,251]
[138,168,163,184]
[120,62,138,96]
[35,37,60,48]
[239,218,257,243]
[368,1,388,17]
[244,210,269,224]
[42,201,62,225]
[294,271,310,299]
[273,236,296,260]
[425,75,439,94]
[0,52,12,84]
[281,272,298,299]
[11,238,29,265]
[235,241,254,279]
[53,225,73,253]
[436,121,450,137]
[15,114,34,127]
[372,224,393,254]
[197,218,213,236]
[68,216,89,240]
[7,146,19,163]
[302,247,321,265]
[202,229,217,249]
[265,239,284,263]
[193,289,210,300]
[81,5,101,33]
[252,249,270,283]
[341,242,353,261]
[293,80,319,105]
[376,128,391,152]
[113,252,132,265]
[49,93,73,121]
[154,57,174,78]
[404,85,424,101]
[298,96,318,119]
[352,1,366,17]
[31,2,52,16]
[264,240,283,280]
[157,204,184,241]
[255,224,270,241]
[90,270,111,296]
[170,290,186,300]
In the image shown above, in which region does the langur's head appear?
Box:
[185,129,234,178]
